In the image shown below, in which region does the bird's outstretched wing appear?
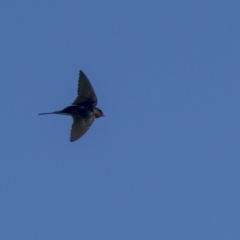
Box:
[70,115,95,142]
[72,70,98,106]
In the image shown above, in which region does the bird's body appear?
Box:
[39,70,104,142]
[39,104,96,117]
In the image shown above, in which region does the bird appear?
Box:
[39,70,104,142]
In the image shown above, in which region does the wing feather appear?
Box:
[72,70,98,106]
[70,115,95,142]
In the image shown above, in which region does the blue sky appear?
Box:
[0,1,239,239]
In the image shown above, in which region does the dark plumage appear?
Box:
[39,70,104,142]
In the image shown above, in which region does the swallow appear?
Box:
[39,70,104,142]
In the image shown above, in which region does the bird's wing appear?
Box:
[70,115,95,142]
[72,70,98,106]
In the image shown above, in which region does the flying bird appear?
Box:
[39,70,104,142]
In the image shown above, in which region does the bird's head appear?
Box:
[93,108,105,118]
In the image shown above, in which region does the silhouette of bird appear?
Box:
[39,70,104,142]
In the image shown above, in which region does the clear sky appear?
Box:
[0,1,239,239]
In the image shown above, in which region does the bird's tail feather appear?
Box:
[38,111,62,115]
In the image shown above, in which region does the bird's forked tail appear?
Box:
[38,111,62,115]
